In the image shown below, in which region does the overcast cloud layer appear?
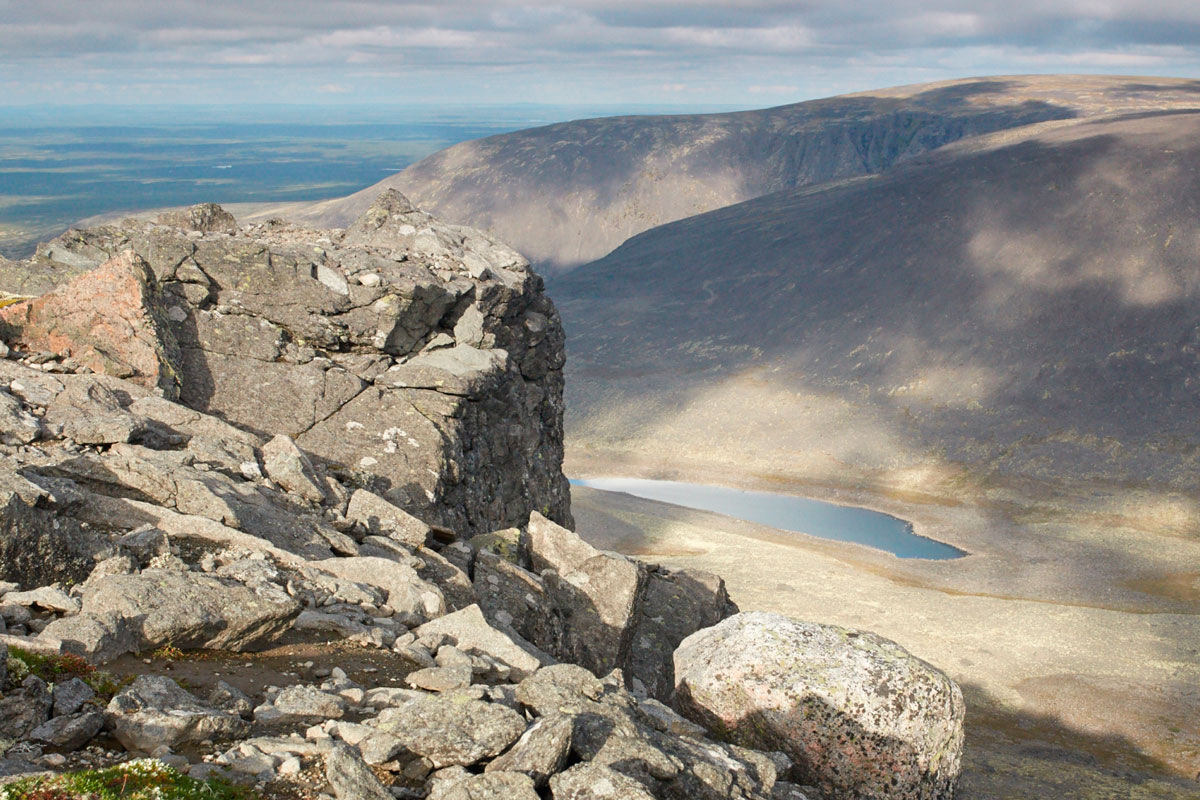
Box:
[3,0,1200,107]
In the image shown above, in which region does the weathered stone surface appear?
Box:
[472,551,562,657]
[416,604,548,682]
[525,511,598,575]
[81,569,300,651]
[38,611,142,664]
[518,513,736,701]
[269,685,347,722]
[484,710,573,786]
[313,557,445,624]
[156,203,238,234]
[543,552,645,677]
[325,742,392,800]
[11,195,572,537]
[107,675,249,751]
[515,664,604,717]
[412,547,475,612]
[0,250,182,397]
[2,586,78,614]
[673,612,966,800]
[428,771,539,800]
[549,763,658,800]
[0,390,41,445]
[45,442,337,557]
[513,666,780,799]
[43,377,143,445]
[0,465,99,590]
[29,711,104,751]
[405,665,472,692]
[626,565,737,702]
[209,681,253,718]
[51,677,95,717]
[368,692,526,768]
[0,676,52,739]
[346,489,430,549]
[261,434,327,504]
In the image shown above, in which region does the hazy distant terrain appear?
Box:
[555,107,1200,502]
[0,103,709,260]
[287,75,1200,272]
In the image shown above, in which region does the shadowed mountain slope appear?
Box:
[264,76,1200,272]
[552,109,1200,505]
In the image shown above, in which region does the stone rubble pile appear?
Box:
[0,198,965,800]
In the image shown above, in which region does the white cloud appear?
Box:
[3,1,1200,105]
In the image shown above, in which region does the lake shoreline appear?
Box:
[566,446,1200,798]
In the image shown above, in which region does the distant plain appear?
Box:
[0,102,733,259]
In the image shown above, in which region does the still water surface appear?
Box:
[570,477,966,560]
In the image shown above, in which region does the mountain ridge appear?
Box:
[255,74,1200,272]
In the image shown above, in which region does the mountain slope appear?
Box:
[267,75,1200,272]
[552,108,1200,504]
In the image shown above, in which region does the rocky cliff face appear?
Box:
[0,193,570,536]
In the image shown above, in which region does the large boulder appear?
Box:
[0,250,182,397]
[80,569,300,651]
[673,612,966,800]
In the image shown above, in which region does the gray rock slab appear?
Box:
[428,771,539,800]
[262,434,328,504]
[325,742,391,800]
[313,557,445,625]
[81,569,299,652]
[484,711,573,786]
[368,692,526,768]
[416,604,547,682]
[51,677,95,717]
[38,610,140,664]
[346,489,431,549]
[30,711,104,751]
[106,675,249,751]
[549,763,657,800]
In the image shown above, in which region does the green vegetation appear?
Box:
[0,760,253,800]
[5,647,124,700]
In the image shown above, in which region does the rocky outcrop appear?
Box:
[0,251,182,398]
[674,612,966,800]
[0,199,967,800]
[0,193,570,536]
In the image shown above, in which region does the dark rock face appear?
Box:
[0,192,570,535]
[0,464,99,590]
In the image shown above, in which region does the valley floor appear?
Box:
[566,449,1200,800]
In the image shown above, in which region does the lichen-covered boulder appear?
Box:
[673,612,965,800]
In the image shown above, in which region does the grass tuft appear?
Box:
[0,760,254,800]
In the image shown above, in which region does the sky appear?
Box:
[3,0,1200,108]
